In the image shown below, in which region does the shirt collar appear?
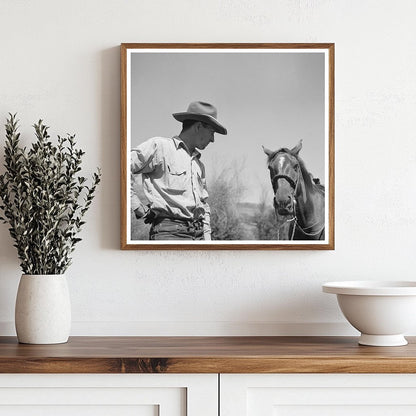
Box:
[172,136,201,159]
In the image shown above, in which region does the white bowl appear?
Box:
[323,281,416,346]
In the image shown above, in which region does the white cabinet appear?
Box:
[0,374,218,416]
[220,374,416,416]
[3,373,416,415]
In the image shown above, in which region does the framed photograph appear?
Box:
[121,43,334,250]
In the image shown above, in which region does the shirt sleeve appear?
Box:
[196,160,212,240]
[203,203,212,240]
[131,138,160,174]
[130,138,160,211]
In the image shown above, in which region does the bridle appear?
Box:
[270,154,301,210]
[271,173,298,192]
[270,155,324,240]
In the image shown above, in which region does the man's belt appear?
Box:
[150,215,203,229]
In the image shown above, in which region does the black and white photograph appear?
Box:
[121,44,334,250]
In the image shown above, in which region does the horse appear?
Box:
[263,140,325,240]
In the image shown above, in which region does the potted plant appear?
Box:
[0,114,101,344]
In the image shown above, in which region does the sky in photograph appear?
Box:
[130,51,326,204]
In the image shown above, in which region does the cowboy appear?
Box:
[131,101,227,240]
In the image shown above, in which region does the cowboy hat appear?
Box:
[172,101,227,135]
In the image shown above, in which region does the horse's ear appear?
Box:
[262,145,274,157]
[291,139,303,156]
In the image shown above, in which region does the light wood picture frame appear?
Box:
[121,43,334,250]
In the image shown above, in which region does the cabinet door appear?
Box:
[221,374,416,416]
[0,374,217,416]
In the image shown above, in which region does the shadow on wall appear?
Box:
[100,46,121,250]
[228,285,333,335]
[0,225,20,322]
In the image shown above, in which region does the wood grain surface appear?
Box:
[0,336,415,373]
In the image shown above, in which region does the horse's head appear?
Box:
[263,140,303,215]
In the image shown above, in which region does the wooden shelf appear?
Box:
[0,336,416,373]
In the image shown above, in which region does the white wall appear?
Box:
[0,0,415,336]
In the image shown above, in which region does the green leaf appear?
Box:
[0,113,101,274]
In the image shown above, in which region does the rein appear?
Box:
[293,214,325,238]
[277,215,297,240]
[277,203,325,240]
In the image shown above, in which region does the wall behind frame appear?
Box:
[0,0,415,336]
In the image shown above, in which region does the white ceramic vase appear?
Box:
[15,274,71,344]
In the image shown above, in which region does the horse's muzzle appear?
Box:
[274,197,295,215]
